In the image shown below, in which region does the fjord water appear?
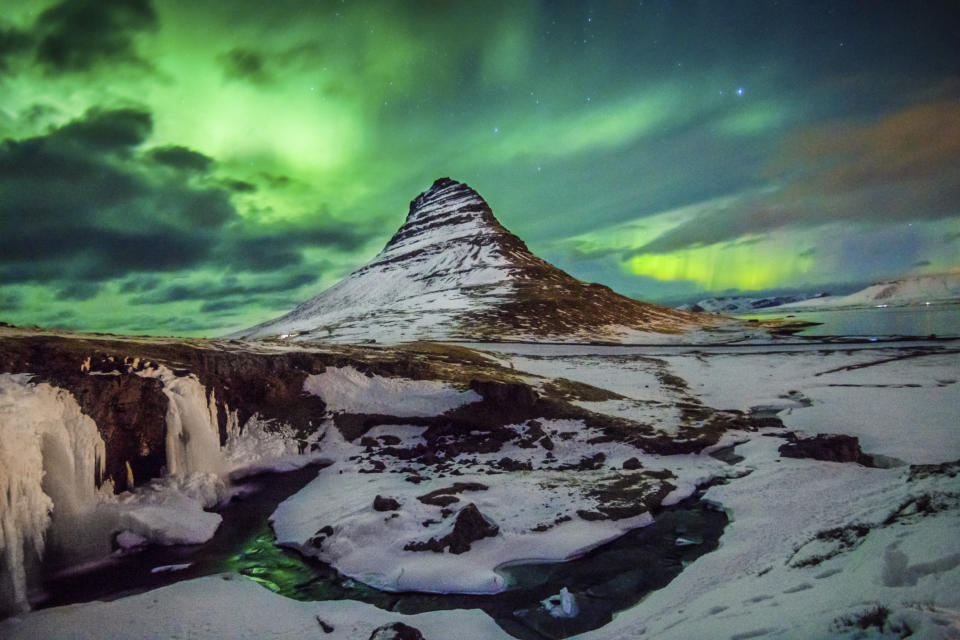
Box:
[742,304,959,338]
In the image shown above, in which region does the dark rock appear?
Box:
[418,482,488,506]
[373,495,400,511]
[577,509,606,521]
[622,457,642,470]
[360,436,379,448]
[779,434,874,466]
[379,435,402,445]
[368,622,424,640]
[316,616,335,633]
[404,503,499,554]
[539,436,555,451]
[497,456,533,471]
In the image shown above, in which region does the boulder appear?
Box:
[779,434,873,466]
[373,495,400,511]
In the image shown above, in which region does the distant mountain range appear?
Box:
[681,273,960,314]
[678,292,831,314]
[236,178,712,343]
[773,273,960,311]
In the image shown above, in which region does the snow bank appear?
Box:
[303,366,481,417]
[111,473,224,546]
[574,436,960,640]
[0,375,106,615]
[0,573,515,640]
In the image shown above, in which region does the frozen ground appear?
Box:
[2,338,957,638]
[473,340,960,639]
[0,573,514,640]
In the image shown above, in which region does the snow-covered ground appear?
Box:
[473,341,960,639]
[0,573,515,640]
[2,339,958,638]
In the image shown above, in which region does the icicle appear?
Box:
[0,374,105,615]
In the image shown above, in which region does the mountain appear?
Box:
[236,178,710,343]
[774,273,960,311]
[679,292,830,314]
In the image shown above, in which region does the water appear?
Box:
[34,465,727,640]
[741,304,959,338]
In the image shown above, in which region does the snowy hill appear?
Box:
[679,292,830,314]
[775,273,960,310]
[236,178,709,343]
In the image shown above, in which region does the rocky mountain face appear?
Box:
[237,178,709,343]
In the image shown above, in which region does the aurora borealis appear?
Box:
[1,0,958,335]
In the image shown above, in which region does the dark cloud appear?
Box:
[0,107,231,284]
[34,0,157,73]
[118,274,161,293]
[798,248,817,258]
[912,260,931,268]
[259,173,293,189]
[149,145,214,172]
[219,48,270,83]
[221,178,256,192]
[633,101,960,254]
[56,281,102,301]
[54,106,152,150]
[944,231,960,243]
[0,26,32,72]
[132,272,319,305]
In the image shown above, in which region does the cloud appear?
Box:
[0,25,32,73]
[219,48,270,83]
[34,0,157,73]
[149,145,214,172]
[221,178,256,192]
[0,101,380,302]
[56,281,102,301]
[55,106,153,150]
[633,100,960,254]
[134,272,319,305]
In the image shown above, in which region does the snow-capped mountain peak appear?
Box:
[235,178,707,343]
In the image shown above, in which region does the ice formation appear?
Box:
[136,366,225,476]
[0,374,106,615]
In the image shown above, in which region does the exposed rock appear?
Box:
[373,495,400,511]
[316,616,335,633]
[497,456,533,471]
[368,622,424,640]
[779,433,874,466]
[623,457,642,470]
[404,503,499,554]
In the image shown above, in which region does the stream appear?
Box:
[35,464,727,640]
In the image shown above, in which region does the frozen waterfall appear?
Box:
[136,365,225,477]
[0,374,106,616]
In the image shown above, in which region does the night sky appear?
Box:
[1,1,958,336]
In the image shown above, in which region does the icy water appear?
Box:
[741,304,959,338]
[35,465,727,640]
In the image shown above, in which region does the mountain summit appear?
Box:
[236,178,707,343]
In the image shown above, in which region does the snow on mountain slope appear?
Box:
[775,273,960,310]
[236,178,713,343]
[679,292,830,313]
